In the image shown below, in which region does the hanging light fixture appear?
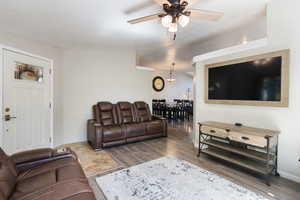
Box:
[167,63,176,82]
[168,22,178,33]
[178,14,190,27]
[161,15,172,28]
[161,14,190,33]
[127,0,224,41]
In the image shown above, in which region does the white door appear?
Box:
[2,50,52,154]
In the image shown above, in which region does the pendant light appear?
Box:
[167,63,176,82]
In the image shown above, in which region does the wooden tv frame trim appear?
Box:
[205,49,290,107]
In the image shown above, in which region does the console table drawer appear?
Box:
[228,132,267,148]
[201,126,228,139]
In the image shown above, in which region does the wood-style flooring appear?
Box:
[98,120,300,200]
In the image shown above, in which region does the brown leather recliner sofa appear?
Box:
[0,147,96,200]
[87,101,167,150]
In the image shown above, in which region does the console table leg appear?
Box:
[266,178,271,186]
[197,133,201,157]
[265,174,271,186]
[197,124,202,157]
[274,143,280,177]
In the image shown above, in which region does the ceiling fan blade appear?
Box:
[154,0,199,5]
[189,9,223,21]
[184,0,200,7]
[125,1,157,15]
[128,13,166,24]
[153,0,171,5]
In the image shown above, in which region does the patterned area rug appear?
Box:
[96,156,270,200]
[58,142,123,177]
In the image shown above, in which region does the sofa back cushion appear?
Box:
[117,102,135,124]
[0,148,17,199]
[134,102,152,122]
[96,102,118,126]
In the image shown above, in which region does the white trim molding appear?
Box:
[136,65,155,71]
[278,170,300,184]
[193,38,268,63]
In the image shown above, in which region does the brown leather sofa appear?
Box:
[87,101,167,150]
[0,147,96,200]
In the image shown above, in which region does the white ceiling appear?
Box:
[0,0,267,71]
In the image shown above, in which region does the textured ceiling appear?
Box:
[0,0,267,71]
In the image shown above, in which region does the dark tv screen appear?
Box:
[208,56,282,101]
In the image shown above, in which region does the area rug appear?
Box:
[96,156,270,200]
[58,142,123,177]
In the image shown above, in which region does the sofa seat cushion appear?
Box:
[11,158,90,200]
[125,123,146,138]
[145,120,163,135]
[11,179,93,200]
[103,125,124,142]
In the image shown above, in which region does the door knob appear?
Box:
[4,115,16,121]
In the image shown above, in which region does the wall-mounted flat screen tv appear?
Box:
[205,50,289,107]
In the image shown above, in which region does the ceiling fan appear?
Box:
[127,0,223,39]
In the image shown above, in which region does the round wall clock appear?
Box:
[153,76,165,92]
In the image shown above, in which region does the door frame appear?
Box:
[0,45,54,149]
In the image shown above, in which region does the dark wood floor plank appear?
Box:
[104,120,300,200]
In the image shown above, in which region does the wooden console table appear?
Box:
[197,121,280,186]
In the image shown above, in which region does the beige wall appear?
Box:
[60,48,153,145]
[193,0,300,182]
[0,34,153,147]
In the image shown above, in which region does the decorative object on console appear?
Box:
[197,121,280,186]
[96,156,270,200]
[235,123,243,127]
[153,76,165,91]
[205,49,289,107]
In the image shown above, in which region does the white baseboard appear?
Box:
[193,141,198,148]
[278,170,300,183]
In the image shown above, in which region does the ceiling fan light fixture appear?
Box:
[161,15,172,28]
[168,23,178,33]
[178,14,190,27]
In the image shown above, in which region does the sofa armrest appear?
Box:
[152,115,166,121]
[87,119,103,150]
[11,148,55,165]
[152,115,168,137]
[12,148,76,172]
